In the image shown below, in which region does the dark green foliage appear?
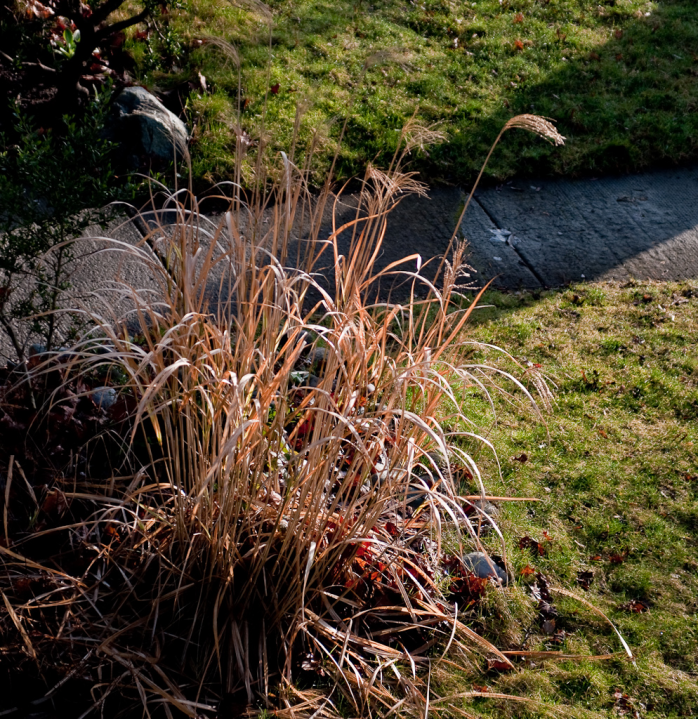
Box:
[0,90,131,358]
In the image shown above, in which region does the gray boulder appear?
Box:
[112,86,189,163]
[462,552,508,585]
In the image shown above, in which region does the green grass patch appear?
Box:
[439,279,698,717]
[126,0,698,187]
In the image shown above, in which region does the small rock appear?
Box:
[91,387,117,410]
[111,86,189,164]
[306,346,328,369]
[462,551,508,585]
[28,343,46,357]
[471,499,499,517]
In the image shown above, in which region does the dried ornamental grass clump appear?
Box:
[0,115,629,718]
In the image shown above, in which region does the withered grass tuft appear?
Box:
[0,118,578,717]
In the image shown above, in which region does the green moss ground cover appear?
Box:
[125,0,698,187]
[439,279,698,717]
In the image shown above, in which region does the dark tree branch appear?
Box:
[90,0,134,28]
[96,8,149,41]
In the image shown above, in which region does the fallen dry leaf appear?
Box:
[519,536,546,556]
[620,599,649,614]
[577,570,594,590]
[487,659,513,672]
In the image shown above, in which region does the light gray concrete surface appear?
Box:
[0,214,160,361]
[3,164,697,359]
[289,163,698,295]
[108,164,698,298]
[463,165,698,289]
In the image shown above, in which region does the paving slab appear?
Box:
[469,165,698,288]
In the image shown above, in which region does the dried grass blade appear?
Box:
[550,587,635,663]
[501,650,621,661]
[4,455,13,545]
[1,589,37,662]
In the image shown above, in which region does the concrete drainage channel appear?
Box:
[128,163,698,301]
[121,163,698,296]
[4,163,698,360]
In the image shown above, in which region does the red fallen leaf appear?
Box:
[12,578,34,597]
[590,554,602,561]
[40,488,69,517]
[449,572,489,603]
[487,659,512,672]
[518,536,546,556]
[590,51,600,60]
[472,685,489,693]
[135,30,149,40]
[614,29,623,40]
[270,83,280,94]
[356,542,373,559]
[513,453,528,463]
[514,39,524,51]
[520,565,536,576]
[598,429,608,438]
[610,552,628,564]
[110,31,126,49]
[513,12,524,23]
[104,524,120,541]
[620,599,649,613]
[385,521,399,537]
[542,530,553,541]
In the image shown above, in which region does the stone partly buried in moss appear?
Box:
[110,86,189,166]
[462,552,508,585]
